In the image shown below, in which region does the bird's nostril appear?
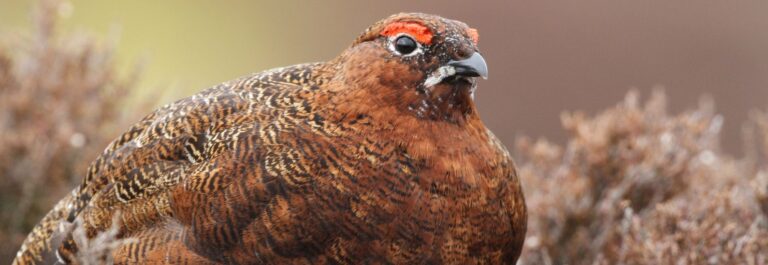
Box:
[456,50,469,59]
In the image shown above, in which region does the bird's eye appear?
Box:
[394,35,419,55]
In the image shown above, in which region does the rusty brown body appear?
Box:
[14,13,526,264]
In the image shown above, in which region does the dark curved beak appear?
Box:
[448,52,488,79]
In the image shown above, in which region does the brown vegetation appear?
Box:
[517,91,768,264]
[0,0,145,263]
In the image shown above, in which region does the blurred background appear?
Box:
[1,0,767,263]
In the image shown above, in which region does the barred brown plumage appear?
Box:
[14,13,526,264]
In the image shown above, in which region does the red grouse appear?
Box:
[14,13,527,264]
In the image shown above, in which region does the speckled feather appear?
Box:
[14,13,526,265]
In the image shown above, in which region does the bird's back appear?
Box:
[14,63,332,264]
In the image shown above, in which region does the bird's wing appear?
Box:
[14,63,322,264]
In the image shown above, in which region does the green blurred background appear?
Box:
[4,1,768,153]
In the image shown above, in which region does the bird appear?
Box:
[13,12,527,264]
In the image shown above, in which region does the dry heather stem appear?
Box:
[517,91,768,265]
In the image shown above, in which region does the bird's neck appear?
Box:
[328,85,477,124]
[316,73,477,125]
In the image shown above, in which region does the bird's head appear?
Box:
[332,13,487,122]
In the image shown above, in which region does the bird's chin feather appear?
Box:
[424,65,477,99]
[423,65,457,88]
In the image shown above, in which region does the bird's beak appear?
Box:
[423,52,489,88]
[448,52,488,79]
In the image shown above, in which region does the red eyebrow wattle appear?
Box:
[467,28,479,45]
[380,21,434,45]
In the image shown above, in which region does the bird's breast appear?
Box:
[295,118,527,262]
[231,109,526,263]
